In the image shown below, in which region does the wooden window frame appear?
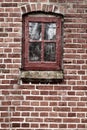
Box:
[22,15,62,71]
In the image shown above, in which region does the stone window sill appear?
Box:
[20,70,63,84]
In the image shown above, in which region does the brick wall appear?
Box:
[0,0,87,129]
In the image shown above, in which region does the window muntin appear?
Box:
[22,16,62,71]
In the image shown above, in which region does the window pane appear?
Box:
[29,42,41,61]
[44,43,56,61]
[29,22,41,40]
[44,23,56,40]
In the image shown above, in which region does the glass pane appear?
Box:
[29,22,41,40]
[44,43,56,61]
[29,42,41,61]
[44,23,56,40]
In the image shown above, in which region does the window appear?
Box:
[21,13,63,83]
[22,15,62,71]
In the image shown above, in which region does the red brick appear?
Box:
[0,64,5,68]
[59,124,67,128]
[68,102,76,106]
[21,6,26,13]
[48,5,53,12]
[49,102,57,106]
[26,118,43,122]
[0,107,8,111]
[40,91,49,95]
[40,101,48,106]
[12,123,20,127]
[40,112,48,117]
[21,112,29,116]
[49,0,57,2]
[18,85,35,89]
[54,107,70,112]
[22,123,29,127]
[0,118,4,122]
[0,13,8,17]
[2,80,10,84]
[36,85,53,90]
[2,101,11,106]
[63,118,80,123]
[26,96,43,100]
[39,0,48,2]
[14,8,20,12]
[12,101,20,106]
[45,118,61,122]
[37,3,42,11]
[1,112,9,117]
[81,97,87,101]
[50,124,58,128]
[44,96,61,101]
[68,91,75,95]
[68,124,76,128]
[8,54,20,58]
[0,75,5,79]
[31,123,39,128]
[65,97,79,101]
[40,123,48,128]
[4,59,12,63]
[5,28,12,32]
[49,112,58,117]
[42,4,47,11]
[54,86,71,90]
[0,33,8,37]
[72,108,87,112]
[35,107,52,111]
[11,118,24,122]
[78,124,85,128]
[30,0,37,2]
[0,28,3,32]
[31,4,36,11]
[5,8,13,12]
[73,86,87,90]
[1,123,10,128]
[1,3,17,7]
[77,102,85,106]
[31,112,39,117]
[68,113,76,117]
[31,102,39,106]
[77,113,85,117]
[16,107,34,111]
[81,119,87,123]
[26,4,31,12]
[59,102,67,106]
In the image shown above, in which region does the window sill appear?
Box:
[20,70,63,84]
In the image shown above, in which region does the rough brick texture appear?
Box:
[0,0,87,129]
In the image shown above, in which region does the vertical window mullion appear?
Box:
[41,22,45,62]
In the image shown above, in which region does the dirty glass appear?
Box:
[44,43,56,61]
[29,42,41,61]
[29,22,41,40]
[44,23,56,40]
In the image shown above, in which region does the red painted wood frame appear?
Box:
[22,16,62,71]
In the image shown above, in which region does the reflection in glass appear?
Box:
[44,23,56,40]
[29,22,41,40]
[44,43,56,61]
[29,42,41,61]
